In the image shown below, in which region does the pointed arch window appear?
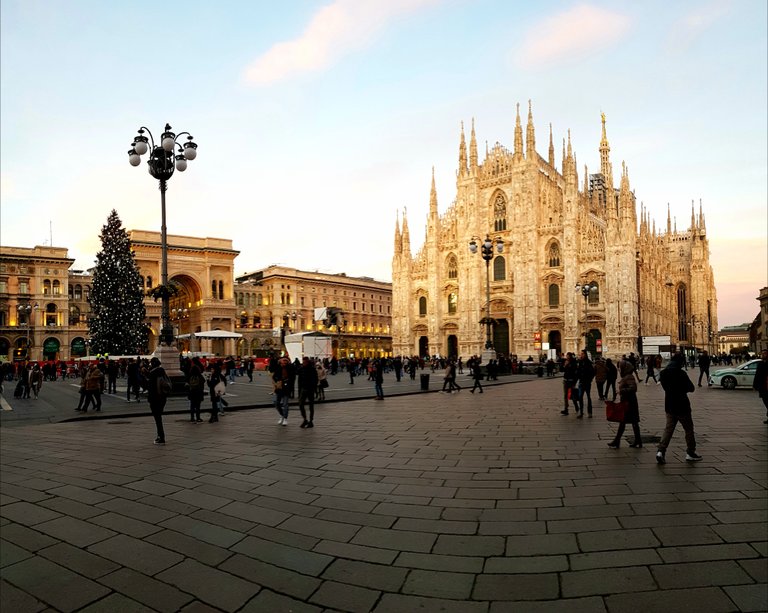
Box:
[447,255,458,279]
[418,296,427,317]
[547,242,561,267]
[548,283,560,307]
[588,282,599,305]
[447,292,458,314]
[493,193,507,232]
[493,256,506,281]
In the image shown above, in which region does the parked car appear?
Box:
[709,359,761,390]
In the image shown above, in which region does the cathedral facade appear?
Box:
[391,104,718,360]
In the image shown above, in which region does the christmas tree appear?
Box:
[89,210,148,355]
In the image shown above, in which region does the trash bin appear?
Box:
[536,366,544,378]
[420,373,430,390]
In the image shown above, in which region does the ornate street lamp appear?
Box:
[575,281,598,350]
[128,124,197,370]
[469,235,504,355]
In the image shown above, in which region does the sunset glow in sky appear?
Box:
[1,0,765,326]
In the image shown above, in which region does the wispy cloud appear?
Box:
[243,0,438,86]
[665,0,733,53]
[515,4,631,69]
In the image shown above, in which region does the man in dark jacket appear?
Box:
[697,350,712,387]
[297,356,318,428]
[560,353,579,415]
[576,350,596,418]
[147,357,169,444]
[657,352,700,464]
[753,349,768,424]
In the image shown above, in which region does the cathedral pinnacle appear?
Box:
[699,199,706,233]
[526,100,536,158]
[458,121,467,176]
[430,167,438,217]
[548,123,555,167]
[599,111,612,184]
[667,203,672,234]
[394,210,402,253]
[469,118,478,170]
[402,207,410,253]
[514,103,523,159]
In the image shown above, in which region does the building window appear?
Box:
[0,278,7,294]
[493,256,506,281]
[74,285,82,300]
[418,296,427,316]
[218,281,224,300]
[447,292,458,314]
[52,280,60,295]
[493,193,507,232]
[588,282,599,305]
[447,255,458,279]
[147,275,153,288]
[43,280,51,295]
[548,283,560,307]
[548,242,561,267]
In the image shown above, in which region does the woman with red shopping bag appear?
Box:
[607,359,642,449]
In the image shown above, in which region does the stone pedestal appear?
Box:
[152,342,187,395]
[481,348,497,365]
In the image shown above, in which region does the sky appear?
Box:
[1,0,766,327]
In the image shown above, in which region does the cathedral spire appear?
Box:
[583,164,589,194]
[514,103,523,160]
[548,123,555,167]
[394,210,402,254]
[667,203,672,234]
[599,111,612,185]
[458,121,467,177]
[469,118,478,171]
[690,199,696,231]
[429,167,438,218]
[526,100,536,159]
[699,199,706,233]
[402,207,410,254]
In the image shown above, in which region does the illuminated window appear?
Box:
[447,292,458,314]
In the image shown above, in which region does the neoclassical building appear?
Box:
[234,266,392,359]
[392,105,718,359]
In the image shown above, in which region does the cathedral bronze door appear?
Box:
[493,320,509,356]
[419,336,429,358]
[447,335,458,358]
[548,331,562,355]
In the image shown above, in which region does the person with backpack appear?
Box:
[657,352,701,464]
[148,357,170,444]
[186,364,204,423]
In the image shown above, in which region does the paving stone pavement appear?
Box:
[1,375,766,612]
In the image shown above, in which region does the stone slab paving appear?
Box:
[1,376,766,612]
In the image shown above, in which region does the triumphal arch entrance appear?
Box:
[129,230,240,356]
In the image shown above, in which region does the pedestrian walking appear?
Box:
[273,356,294,425]
[30,364,43,399]
[560,353,579,415]
[644,355,658,385]
[605,358,618,401]
[469,357,484,393]
[315,360,328,402]
[657,353,701,464]
[373,358,385,399]
[752,348,768,424]
[697,350,711,387]
[298,356,318,427]
[81,363,104,412]
[186,364,204,423]
[576,350,595,418]
[608,360,642,448]
[594,356,607,400]
[147,357,170,444]
[207,364,224,423]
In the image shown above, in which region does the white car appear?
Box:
[709,359,760,390]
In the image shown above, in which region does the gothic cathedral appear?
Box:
[391,104,718,359]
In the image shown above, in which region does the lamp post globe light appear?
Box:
[469,235,504,363]
[128,124,197,372]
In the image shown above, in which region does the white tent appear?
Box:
[177,330,243,339]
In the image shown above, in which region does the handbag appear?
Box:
[605,400,627,422]
[320,379,329,389]
[273,380,283,391]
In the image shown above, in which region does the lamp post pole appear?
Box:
[469,235,504,361]
[128,124,197,372]
[575,281,598,352]
[17,303,36,360]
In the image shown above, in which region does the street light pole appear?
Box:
[17,303,38,361]
[128,124,197,372]
[575,281,598,352]
[469,235,504,359]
